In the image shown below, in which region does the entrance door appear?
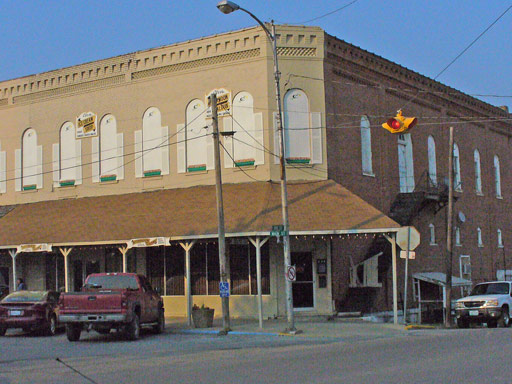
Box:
[292,252,314,309]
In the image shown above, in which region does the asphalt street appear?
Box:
[1,323,511,383]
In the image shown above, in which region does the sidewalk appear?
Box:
[166,316,412,340]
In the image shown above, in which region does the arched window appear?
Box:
[52,122,82,187]
[494,155,502,198]
[398,133,414,192]
[16,128,43,191]
[360,116,373,175]
[275,89,322,165]
[0,142,5,194]
[498,229,504,248]
[474,149,482,194]
[223,92,264,168]
[477,227,483,247]
[427,136,437,186]
[177,99,213,173]
[453,143,462,191]
[92,115,124,182]
[455,226,461,246]
[135,107,169,177]
[429,223,436,245]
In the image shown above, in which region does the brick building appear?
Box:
[0,24,510,321]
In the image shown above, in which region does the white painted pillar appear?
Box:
[118,246,129,272]
[249,236,269,329]
[392,233,398,325]
[59,248,72,292]
[8,250,17,292]
[180,241,196,326]
[384,233,399,325]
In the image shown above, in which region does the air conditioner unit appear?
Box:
[462,264,472,275]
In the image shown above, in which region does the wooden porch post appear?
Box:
[118,246,129,272]
[249,236,269,329]
[8,250,16,292]
[59,248,73,292]
[180,241,196,326]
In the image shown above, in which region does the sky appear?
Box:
[0,0,510,108]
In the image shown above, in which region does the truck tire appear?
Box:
[66,325,82,341]
[125,313,140,341]
[46,314,57,336]
[487,320,498,328]
[153,308,165,334]
[498,306,510,328]
[456,318,469,329]
[0,326,6,336]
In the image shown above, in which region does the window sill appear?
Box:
[21,187,38,194]
[498,245,504,249]
[186,169,208,175]
[430,243,438,246]
[455,244,462,247]
[496,195,503,200]
[362,172,375,177]
[478,245,484,248]
[476,191,484,196]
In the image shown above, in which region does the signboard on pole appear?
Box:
[400,250,416,259]
[286,265,296,282]
[271,225,287,237]
[219,281,230,298]
[396,226,420,250]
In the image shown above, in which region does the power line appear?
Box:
[285,0,361,25]
[400,4,512,111]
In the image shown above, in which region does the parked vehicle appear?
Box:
[0,284,8,300]
[0,291,61,336]
[58,273,164,341]
[455,281,512,328]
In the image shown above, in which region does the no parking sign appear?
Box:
[286,265,296,282]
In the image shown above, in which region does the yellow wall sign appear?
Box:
[76,112,98,138]
[206,88,231,118]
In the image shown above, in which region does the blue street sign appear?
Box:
[219,281,230,298]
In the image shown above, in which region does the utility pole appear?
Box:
[271,23,296,333]
[445,126,454,328]
[211,93,231,334]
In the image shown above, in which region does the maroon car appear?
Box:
[0,291,61,336]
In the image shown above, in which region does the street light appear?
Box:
[216,0,297,333]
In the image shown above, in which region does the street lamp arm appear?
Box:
[237,8,274,42]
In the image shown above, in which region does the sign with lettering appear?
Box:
[76,112,98,138]
[206,88,231,118]
[127,237,170,249]
[17,243,52,253]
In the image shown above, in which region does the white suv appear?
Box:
[455,281,512,328]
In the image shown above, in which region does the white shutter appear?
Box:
[177,124,186,173]
[36,145,43,189]
[310,112,323,164]
[92,137,100,183]
[206,125,214,171]
[0,151,6,194]
[223,117,234,168]
[117,133,124,180]
[75,140,82,185]
[135,130,143,178]
[273,112,280,164]
[161,126,169,175]
[52,143,60,186]
[15,149,21,191]
[254,112,264,165]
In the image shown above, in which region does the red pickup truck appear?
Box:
[58,273,164,341]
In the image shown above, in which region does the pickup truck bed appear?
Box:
[58,273,164,341]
